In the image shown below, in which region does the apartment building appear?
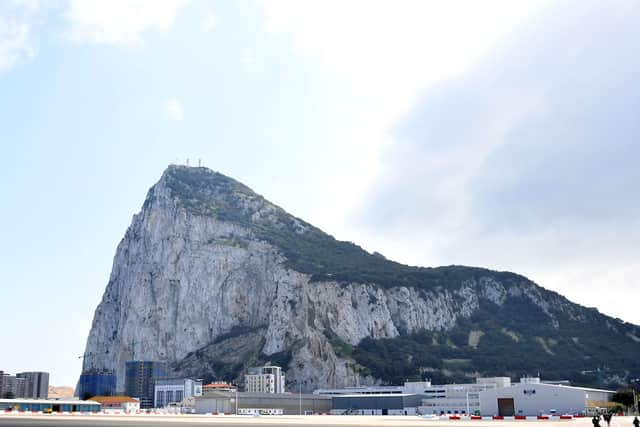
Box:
[244,366,285,394]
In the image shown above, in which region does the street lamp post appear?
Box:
[299,382,302,415]
[466,392,470,416]
[631,378,640,415]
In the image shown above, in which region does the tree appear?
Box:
[612,389,635,408]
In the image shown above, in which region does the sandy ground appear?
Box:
[0,414,636,427]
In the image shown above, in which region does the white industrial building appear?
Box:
[479,377,614,416]
[418,377,512,415]
[154,378,202,408]
[245,366,285,394]
[314,376,614,417]
[316,378,511,415]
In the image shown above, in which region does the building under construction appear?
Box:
[124,361,167,409]
[77,369,116,399]
[76,350,116,399]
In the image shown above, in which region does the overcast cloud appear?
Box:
[358,1,640,323]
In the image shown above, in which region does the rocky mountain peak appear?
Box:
[83,166,640,392]
[156,165,309,236]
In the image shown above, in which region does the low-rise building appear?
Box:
[245,366,285,394]
[479,378,615,416]
[89,396,140,413]
[195,391,233,414]
[0,398,101,413]
[331,393,423,415]
[154,378,202,408]
[195,391,332,415]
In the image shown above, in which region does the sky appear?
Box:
[1,0,639,387]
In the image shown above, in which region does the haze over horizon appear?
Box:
[1,0,639,388]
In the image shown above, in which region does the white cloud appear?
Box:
[12,0,43,14]
[260,0,551,242]
[0,1,42,73]
[164,98,184,121]
[354,1,640,324]
[263,0,548,118]
[259,1,640,325]
[0,17,33,72]
[66,0,189,46]
[203,9,217,33]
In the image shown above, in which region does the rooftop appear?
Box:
[88,396,139,404]
[333,393,418,398]
[0,399,100,405]
[203,382,235,389]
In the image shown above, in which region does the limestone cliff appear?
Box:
[83,166,640,391]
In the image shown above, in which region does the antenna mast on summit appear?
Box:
[186,158,190,166]
[198,158,202,167]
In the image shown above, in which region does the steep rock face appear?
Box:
[84,166,640,391]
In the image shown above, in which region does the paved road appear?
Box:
[0,414,432,427]
[0,415,622,427]
[0,420,266,427]
[0,416,267,427]
[0,419,191,427]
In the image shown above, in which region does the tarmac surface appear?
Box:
[0,415,633,427]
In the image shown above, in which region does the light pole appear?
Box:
[235,387,238,415]
[629,378,640,416]
[466,392,470,416]
[299,382,302,415]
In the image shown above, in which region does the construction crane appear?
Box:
[77,350,110,372]
[128,339,148,361]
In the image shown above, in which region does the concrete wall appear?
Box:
[195,395,233,414]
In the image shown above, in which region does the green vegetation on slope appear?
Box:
[164,166,524,290]
[352,298,640,388]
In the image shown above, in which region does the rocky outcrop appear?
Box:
[83,166,640,392]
